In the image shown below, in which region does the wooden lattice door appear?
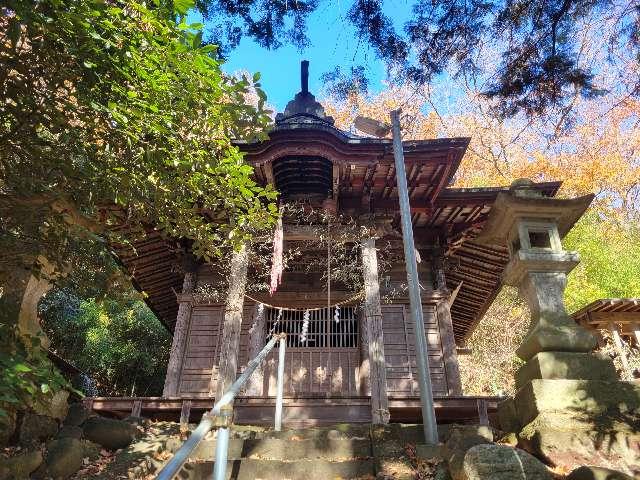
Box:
[262,307,361,396]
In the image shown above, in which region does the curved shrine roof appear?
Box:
[110,61,564,343]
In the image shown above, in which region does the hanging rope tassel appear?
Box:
[269,209,284,295]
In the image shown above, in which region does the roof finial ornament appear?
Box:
[301,60,309,95]
[275,60,335,125]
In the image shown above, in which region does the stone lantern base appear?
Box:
[503,379,640,475]
[476,182,640,475]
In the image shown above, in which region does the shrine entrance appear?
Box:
[262,306,362,396]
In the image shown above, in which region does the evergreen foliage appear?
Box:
[0,324,71,422]
[40,291,171,397]
[196,0,640,116]
[0,0,276,412]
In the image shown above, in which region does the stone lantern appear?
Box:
[478,178,597,363]
[477,179,640,475]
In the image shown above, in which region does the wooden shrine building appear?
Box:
[572,299,640,379]
[94,63,566,426]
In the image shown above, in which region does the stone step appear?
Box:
[188,439,246,460]
[182,458,376,480]
[255,424,371,441]
[185,437,372,461]
[371,423,453,444]
[242,438,372,460]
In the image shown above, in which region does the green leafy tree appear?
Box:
[41,291,171,397]
[564,212,640,311]
[0,324,70,421]
[1,0,277,414]
[1,0,277,324]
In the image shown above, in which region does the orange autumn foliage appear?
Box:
[324,86,640,394]
[324,88,640,221]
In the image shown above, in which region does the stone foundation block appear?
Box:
[19,413,58,445]
[416,443,444,460]
[514,379,640,427]
[518,412,640,476]
[32,390,69,421]
[459,444,552,480]
[515,352,617,389]
[516,322,597,361]
[82,416,140,450]
[444,425,493,479]
[43,438,85,479]
[0,449,43,479]
[496,398,520,433]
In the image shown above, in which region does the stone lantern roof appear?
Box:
[475,179,594,246]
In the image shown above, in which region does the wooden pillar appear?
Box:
[608,322,631,379]
[131,400,142,418]
[358,308,371,396]
[162,269,197,397]
[432,247,447,291]
[245,303,267,396]
[436,299,463,396]
[431,247,462,395]
[361,238,390,424]
[213,244,250,400]
[179,400,192,433]
[477,399,489,426]
[632,322,640,348]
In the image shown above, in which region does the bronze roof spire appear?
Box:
[275,60,335,125]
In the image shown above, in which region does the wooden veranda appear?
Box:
[84,395,502,428]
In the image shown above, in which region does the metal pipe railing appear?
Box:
[274,337,286,431]
[156,333,287,480]
[390,109,438,445]
[212,419,231,480]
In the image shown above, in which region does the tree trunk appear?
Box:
[1,258,55,348]
[213,245,250,400]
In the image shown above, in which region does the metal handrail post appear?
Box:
[156,333,286,480]
[157,416,214,479]
[390,109,438,445]
[213,424,230,480]
[274,336,286,431]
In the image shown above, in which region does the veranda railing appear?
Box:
[156,333,287,480]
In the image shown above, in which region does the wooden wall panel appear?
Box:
[381,303,449,398]
[177,302,255,398]
[175,298,459,400]
[262,349,360,396]
[178,305,224,397]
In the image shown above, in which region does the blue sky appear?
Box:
[189,1,416,111]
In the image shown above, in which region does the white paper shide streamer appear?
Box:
[300,309,310,343]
